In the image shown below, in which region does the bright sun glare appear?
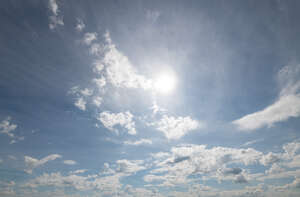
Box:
[154,73,176,94]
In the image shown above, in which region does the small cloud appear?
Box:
[0,117,17,138]
[48,0,64,30]
[124,139,152,146]
[70,169,87,174]
[98,111,137,135]
[82,32,97,45]
[74,97,86,111]
[63,160,77,165]
[241,138,264,147]
[152,115,202,140]
[24,154,62,174]
[75,18,85,32]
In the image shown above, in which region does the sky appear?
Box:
[1,0,300,196]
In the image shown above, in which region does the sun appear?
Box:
[154,72,176,94]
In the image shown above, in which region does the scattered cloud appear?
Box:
[152,115,202,140]
[0,117,17,138]
[98,111,136,135]
[102,32,152,90]
[233,64,300,131]
[63,160,77,165]
[124,138,152,146]
[242,139,264,147]
[74,97,86,111]
[24,154,62,174]
[82,32,97,45]
[48,0,64,30]
[75,18,85,32]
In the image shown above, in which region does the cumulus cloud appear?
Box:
[83,32,97,45]
[63,160,77,165]
[0,117,17,138]
[75,18,85,32]
[24,154,62,174]
[0,117,24,144]
[233,64,300,131]
[153,115,202,140]
[124,139,152,146]
[101,32,152,90]
[48,0,64,30]
[116,160,146,174]
[98,111,136,135]
[74,97,86,111]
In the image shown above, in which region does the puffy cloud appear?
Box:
[153,115,202,140]
[233,64,300,131]
[48,0,64,30]
[75,18,85,32]
[98,111,136,135]
[124,139,152,146]
[102,32,152,90]
[260,152,281,166]
[0,117,17,138]
[116,160,146,174]
[92,96,103,107]
[63,160,77,165]
[74,97,86,111]
[283,141,300,157]
[24,154,62,174]
[83,32,97,45]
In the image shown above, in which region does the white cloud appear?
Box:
[124,139,152,146]
[63,160,77,165]
[93,77,106,88]
[102,32,152,90]
[116,160,146,174]
[242,139,264,147]
[24,154,62,174]
[153,115,202,140]
[83,32,97,45]
[80,88,93,96]
[70,169,87,174]
[48,0,64,30]
[233,94,300,131]
[98,111,136,135]
[233,64,300,131]
[75,18,85,32]
[0,117,17,138]
[260,152,281,166]
[74,97,86,111]
[92,96,103,107]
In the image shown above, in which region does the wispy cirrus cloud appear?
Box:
[233,64,300,131]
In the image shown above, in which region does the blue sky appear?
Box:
[1,0,300,196]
